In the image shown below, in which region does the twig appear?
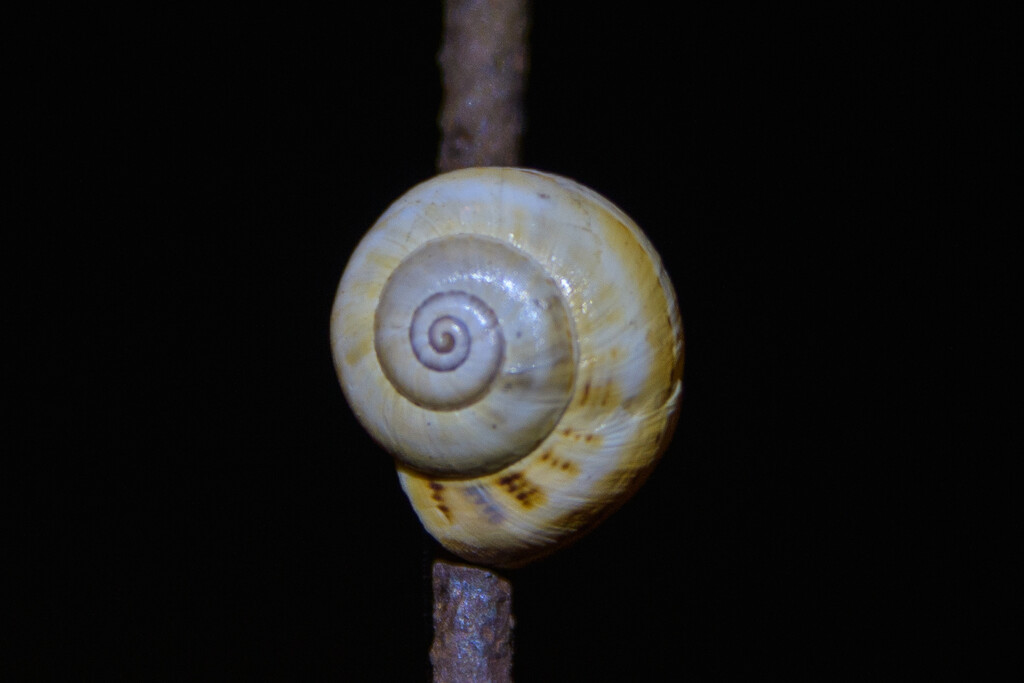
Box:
[430,560,514,682]
[437,0,529,173]
[431,1,529,681]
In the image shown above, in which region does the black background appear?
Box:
[14,4,997,680]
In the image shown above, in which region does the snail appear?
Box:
[330,167,683,568]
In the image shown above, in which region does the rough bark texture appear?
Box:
[430,560,514,682]
[431,2,528,680]
[437,0,529,171]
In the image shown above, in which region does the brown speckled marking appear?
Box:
[494,472,545,508]
[429,481,445,500]
[558,426,602,445]
[428,482,454,521]
[535,449,580,475]
[580,380,592,405]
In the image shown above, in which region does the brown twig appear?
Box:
[430,560,515,682]
[437,0,529,173]
[431,1,529,680]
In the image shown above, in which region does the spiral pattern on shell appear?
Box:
[331,168,683,567]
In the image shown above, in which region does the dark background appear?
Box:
[15,4,996,680]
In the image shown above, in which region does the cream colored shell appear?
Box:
[331,167,683,567]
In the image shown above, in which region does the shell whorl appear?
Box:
[369,233,577,476]
[331,168,684,567]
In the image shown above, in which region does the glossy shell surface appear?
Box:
[331,167,683,567]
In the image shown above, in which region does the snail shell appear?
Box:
[331,168,683,567]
